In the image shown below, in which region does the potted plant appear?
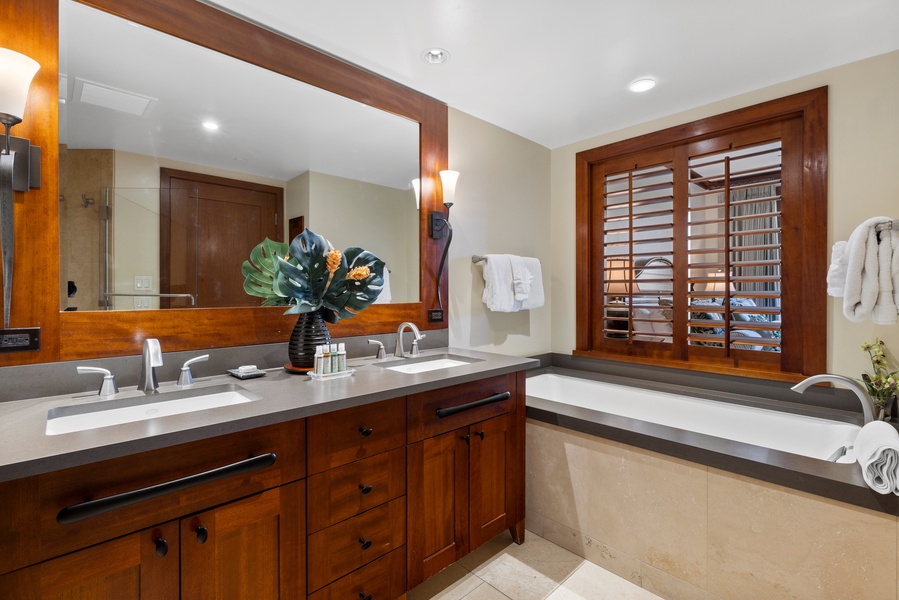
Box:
[860,338,899,420]
[242,229,385,369]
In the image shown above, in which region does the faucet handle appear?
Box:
[178,354,209,386]
[367,340,386,359]
[410,334,426,357]
[77,366,119,397]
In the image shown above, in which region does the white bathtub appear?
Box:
[526,373,861,463]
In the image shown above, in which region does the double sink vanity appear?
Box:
[0,346,536,599]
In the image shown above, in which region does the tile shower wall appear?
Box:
[526,419,898,600]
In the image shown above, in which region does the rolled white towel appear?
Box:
[826,241,847,297]
[854,420,899,495]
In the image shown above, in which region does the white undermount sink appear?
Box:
[377,353,483,374]
[45,383,261,436]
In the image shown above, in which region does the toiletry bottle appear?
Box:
[322,344,331,375]
[330,343,339,373]
[314,345,323,375]
[337,343,347,372]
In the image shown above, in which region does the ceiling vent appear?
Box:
[74,77,157,117]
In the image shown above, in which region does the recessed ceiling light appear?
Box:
[421,48,450,64]
[628,78,656,93]
[202,121,219,131]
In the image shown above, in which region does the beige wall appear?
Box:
[549,50,899,376]
[447,109,553,356]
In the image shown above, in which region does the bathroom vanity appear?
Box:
[0,349,535,599]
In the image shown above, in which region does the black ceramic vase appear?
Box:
[288,310,331,370]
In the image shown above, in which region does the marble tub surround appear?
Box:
[526,420,899,600]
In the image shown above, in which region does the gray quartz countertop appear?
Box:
[0,347,538,483]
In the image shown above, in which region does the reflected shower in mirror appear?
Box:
[57,0,420,311]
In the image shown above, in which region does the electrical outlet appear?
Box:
[428,309,445,322]
[0,327,40,353]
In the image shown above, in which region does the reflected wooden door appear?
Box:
[160,168,283,308]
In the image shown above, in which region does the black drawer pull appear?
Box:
[196,526,208,544]
[436,391,510,419]
[359,427,373,437]
[155,537,169,557]
[359,483,373,495]
[474,431,485,440]
[57,453,277,525]
[461,435,470,445]
[360,593,372,600]
[359,537,373,550]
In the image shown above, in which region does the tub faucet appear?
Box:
[395,322,425,358]
[138,338,163,393]
[791,374,876,425]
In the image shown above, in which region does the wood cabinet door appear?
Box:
[0,522,179,600]
[181,482,305,600]
[469,415,511,551]
[406,428,469,589]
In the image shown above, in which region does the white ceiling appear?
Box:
[205,0,899,149]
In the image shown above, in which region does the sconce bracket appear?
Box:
[429,211,449,239]
[8,136,41,192]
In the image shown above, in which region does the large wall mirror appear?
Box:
[54,0,448,361]
[59,0,421,312]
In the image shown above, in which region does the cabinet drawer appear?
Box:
[407,374,516,443]
[307,548,405,600]
[307,397,406,475]
[0,420,304,575]
[307,496,406,592]
[308,447,406,533]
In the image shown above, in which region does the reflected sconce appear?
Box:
[605,259,632,302]
[411,178,421,210]
[430,170,459,315]
[0,48,41,329]
[705,271,735,294]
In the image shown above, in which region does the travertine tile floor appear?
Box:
[408,531,663,600]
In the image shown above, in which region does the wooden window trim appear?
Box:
[574,87,827,382]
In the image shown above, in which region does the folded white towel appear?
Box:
[508,254,533,301]
[854,421,899,495]
[481,254,519,312]
[872,228,897,325]
[520,257,544,310]
[826,241,848,297]
[843,217,890,323]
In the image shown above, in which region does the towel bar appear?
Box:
[874,219,897,232]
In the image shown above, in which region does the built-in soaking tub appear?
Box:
[524,368,895,516]
[526,372,861,463]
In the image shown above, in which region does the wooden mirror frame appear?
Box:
[0,0,448,365]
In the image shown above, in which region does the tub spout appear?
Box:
[791,374,876,425]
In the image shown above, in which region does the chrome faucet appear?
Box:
[138,338,163,393]
[395,322,425,358]
[791,373,877,425]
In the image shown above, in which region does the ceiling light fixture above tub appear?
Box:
[202,121,219,131]
[421,48,450,64]
[628,78,656,93]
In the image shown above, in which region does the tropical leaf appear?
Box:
[321,247,386,323]
[242,238,290,305]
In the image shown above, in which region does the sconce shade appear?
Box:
[605,259,632,296]
[439,170,459,206]
[411,178,421,210]
[0,48,40,126]
[705,271,735,294]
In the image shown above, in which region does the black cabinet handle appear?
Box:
[436,392,510,419]
[474,431,485,440]
[57,453,277,525]
[359,483,373,495]
[359,537,373,550]
[359,593,372,600]
[460,435,470,446]
[359,427,373,437]
[155,537,169,557]
[196,526,208,544]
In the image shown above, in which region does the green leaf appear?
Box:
[242,238,290,305]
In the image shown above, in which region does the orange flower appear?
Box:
[347,266,371,281]
[326,250,342,273]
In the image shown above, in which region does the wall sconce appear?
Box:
[429,170,459,316]
[411,178,421,210]
[1,48,41,330]
[605,258,632,302]
[704,270,735,294]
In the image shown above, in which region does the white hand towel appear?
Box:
[872,227,897,325]
[854,420,899,495]
[481,254,520,312]
[893,229,899,314]
[827,241,848,297]
[520,257,545,310]
[507,254,533,301]
[843,217,888,323]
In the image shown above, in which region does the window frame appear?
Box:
[574,87,827,381]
